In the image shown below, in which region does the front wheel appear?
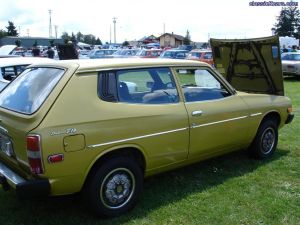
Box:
[84,157,143,217]
[249,119,278,159]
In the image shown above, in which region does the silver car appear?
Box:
[281,52,300,76]
[0,57,54,91]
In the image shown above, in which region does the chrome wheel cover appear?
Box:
[100,168,135,209]
[260,127,275,154]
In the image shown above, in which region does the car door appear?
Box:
[96,67,190,170]
[173,67,251,158]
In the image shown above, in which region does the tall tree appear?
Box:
[76,32,84,42]
[83,34,96,45]
[61,32,70,43]
[6,21,18,36]
[71,32,77,44]
[95,38,102,45]
[0,29,8,38]
[274,6,300,38]
[183,30,191,45]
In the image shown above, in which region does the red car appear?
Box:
[136,49,163,58]
[186,49,214,66]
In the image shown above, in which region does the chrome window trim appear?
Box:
[191,115,248,129]
[184,94,236,104]
[88,127,189,148]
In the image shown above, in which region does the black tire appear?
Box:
[249,119,278,159]
[83,157,143,217]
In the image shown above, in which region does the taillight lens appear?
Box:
[27,135,44,174]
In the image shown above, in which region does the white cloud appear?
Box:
[0,0,286,42]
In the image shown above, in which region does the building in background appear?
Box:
[158,33,184,48]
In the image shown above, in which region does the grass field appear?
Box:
[0,78,299,225]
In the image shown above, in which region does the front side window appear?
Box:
[0,67,65,114]
[98,68,179,104]
[174,68,231,102]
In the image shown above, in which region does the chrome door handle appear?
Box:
[192,110,203,116]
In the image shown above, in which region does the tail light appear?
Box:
[27,135,44,174]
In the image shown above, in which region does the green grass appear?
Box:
[1,78,300,225]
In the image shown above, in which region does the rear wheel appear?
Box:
[84,157,143,217]
[249,119,278,159]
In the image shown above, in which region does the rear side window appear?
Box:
[98,68,179,104]
[0,67,65,114]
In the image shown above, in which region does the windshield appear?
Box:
[281,53,300,61]
[0,67,65,114]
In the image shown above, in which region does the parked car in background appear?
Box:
[0,57,54,91]
[89,49,117,59]
[111,49,139,58]
[0,45,17,56]
[135,49,163,58]
[281,52,300,76]
[186,49,214,66]
[177,45,194,51]
[160,49,189,59]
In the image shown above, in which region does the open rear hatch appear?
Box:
[210,35,284,95]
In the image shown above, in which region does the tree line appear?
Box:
[61,31,102,45]
[0,21,103,46]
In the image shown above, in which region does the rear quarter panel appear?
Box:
[238,92,292,141]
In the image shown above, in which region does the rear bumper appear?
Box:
[0,161,50,198]
[285,113,294,124]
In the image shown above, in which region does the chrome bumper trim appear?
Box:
[0,161,25,188]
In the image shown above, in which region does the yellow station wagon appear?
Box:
[0,36,294,217]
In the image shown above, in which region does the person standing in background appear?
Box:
[46,46,55,59]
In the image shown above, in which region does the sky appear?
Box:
[0,0,295,43]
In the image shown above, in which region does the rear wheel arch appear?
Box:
[260,111,281,127]
[82,147,146,191]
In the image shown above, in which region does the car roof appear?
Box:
[28,58,209,73]
[0,57,54,67]
[165,49,188,52]
[282,52,300,55]
[190,49,212,53]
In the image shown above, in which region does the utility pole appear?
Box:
[27,29,30,37]
[163,23,165,34]
[49,9,53,38]
[110,24,112,44]
[18,26,21,36]
[113,17,117,44]
[54,25,58,39]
